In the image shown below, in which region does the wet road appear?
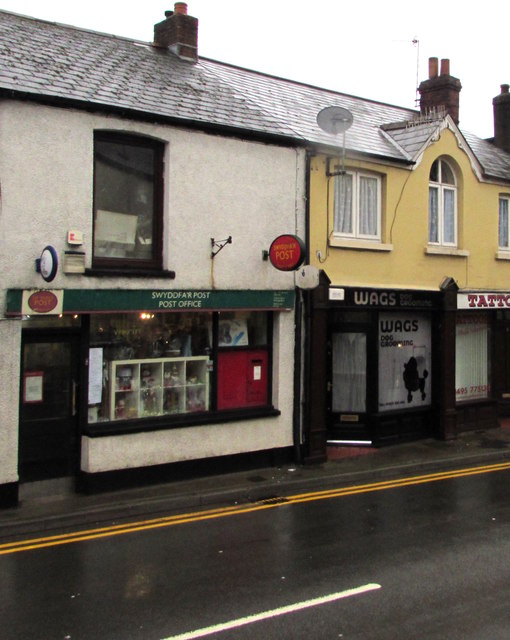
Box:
[2,466,510,639]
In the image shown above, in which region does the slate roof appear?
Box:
[1,9,510,181]
[201,59,417,161]
[462,131,510,181]
[381,120,443,160]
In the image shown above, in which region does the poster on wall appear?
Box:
[378,312,431,412]
[218,318,248,347]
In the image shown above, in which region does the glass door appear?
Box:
[329,331,369,440]
[331,332,367,413]
[19,333,80,481]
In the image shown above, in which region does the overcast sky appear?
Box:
[0,0,507,139]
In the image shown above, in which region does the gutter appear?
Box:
[0,88,307,150]
[1,88,417,166]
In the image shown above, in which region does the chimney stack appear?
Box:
[153,3,198,62]
[493,84,510,152]
[418,57,462,124]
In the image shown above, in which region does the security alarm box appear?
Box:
[217,349,268,410]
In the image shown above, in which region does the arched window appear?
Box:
[428,158,457,246]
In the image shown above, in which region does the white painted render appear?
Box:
[0,101,305,480]
[0,319,21,484]
[0,101,306,291]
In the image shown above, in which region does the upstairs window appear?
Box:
[334,171,381,240]
[93,132,164,270]
[499,195,510,249]
[428,159,457,246]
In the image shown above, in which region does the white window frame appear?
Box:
[428,159,458,247]
[333,171,381,241]
[499,195,510,250]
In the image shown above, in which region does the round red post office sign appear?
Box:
[27,290,59,313]
[269,234,306,271]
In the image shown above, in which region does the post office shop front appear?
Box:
[88,305,273,423]
[8,288,295,491]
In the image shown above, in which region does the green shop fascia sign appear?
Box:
[6,288,295,315]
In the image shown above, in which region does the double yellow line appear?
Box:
[2,460,510,556]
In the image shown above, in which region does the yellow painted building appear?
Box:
[310,123,510,292]
[303,66,510,458]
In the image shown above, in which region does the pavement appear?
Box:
[2,422,510,540]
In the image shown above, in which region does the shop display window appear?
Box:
[87,310,272,424]
[378,312,432,412]
[455,314,490,402]
[88,312,212,423]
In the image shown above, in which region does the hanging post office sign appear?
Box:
[269,235,306,271]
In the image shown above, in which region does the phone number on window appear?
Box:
[456,384,490,397]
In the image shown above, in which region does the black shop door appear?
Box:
[19,332,80,481]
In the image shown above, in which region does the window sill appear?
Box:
[85,268,176,279]
[496,251,510,261]
[425,246,469,257]
[83,406,281,437]
[329,238,393,252]
[455,397,491,406]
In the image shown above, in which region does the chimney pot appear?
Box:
[501,84,510,95]
[174,2,188,14]
[429,57,439,79]
[440,58,450,76]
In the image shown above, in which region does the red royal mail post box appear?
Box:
[217,349,268,410]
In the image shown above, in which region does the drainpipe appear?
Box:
[292,287,303,463]
[296,151,313,462]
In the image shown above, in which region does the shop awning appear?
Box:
[6,288,295,316]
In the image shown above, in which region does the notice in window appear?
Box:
[23,371,44,403]
[95,210,138,245]
[218,318,248,347]
[378,313,432,412]
[88,347,104,405]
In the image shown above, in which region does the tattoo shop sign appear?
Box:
[458,292,510,309]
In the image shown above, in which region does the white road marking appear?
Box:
[162,583,381,640]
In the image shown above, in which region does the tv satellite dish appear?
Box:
[317,106,354,135]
